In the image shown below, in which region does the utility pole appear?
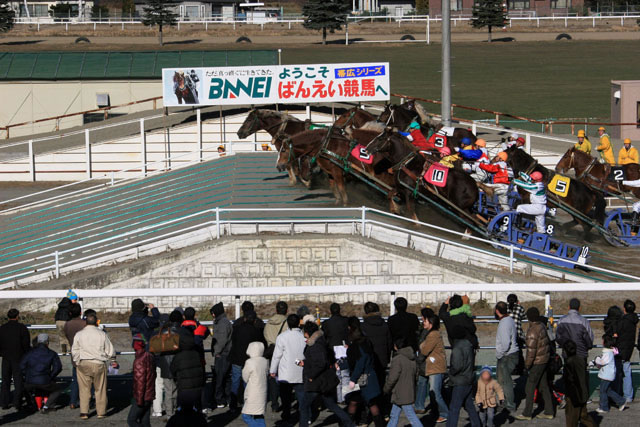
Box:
[441,0,451,126]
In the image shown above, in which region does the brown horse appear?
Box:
[366,128,479,225]
[555,147,640,198]
[237,109,310,185]
[333,106,377,129]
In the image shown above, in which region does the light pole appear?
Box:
[441,0,451,126]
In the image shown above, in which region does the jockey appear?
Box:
[400,121,430,151]
[425,129,448,152]
[596,126,615,165]
[475,139,490,162]
[514,171,548,234]
[500,132,519,151]
[468,138,490,182]
[618,138,639,165]
[479,151,511,211]
[438,147,459,169]
[515,136,526,150]
[456,138,485,181]
[575,130,592,155]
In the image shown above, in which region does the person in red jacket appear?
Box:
[128,334,156,427]
[404,121,430,151]
[479,151,511,212]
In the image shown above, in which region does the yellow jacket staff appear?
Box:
[574,129,591,154]
[596,127,615,165]
[619,139,639,165]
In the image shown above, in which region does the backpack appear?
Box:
[263,320,286,359]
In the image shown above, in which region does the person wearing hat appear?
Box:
[129,298,161,346]
[261,143,272,151]
[500,133,519,151]
[217,145,226,157]
[475,365,504,427]
[514,171,549,234]
[20,333,62,414]
[54,290,78,355]
[574,130,592,155]
[404,121,429,151]
[479,152,511,212]
[596,127,615,165]
[618,138,639,165]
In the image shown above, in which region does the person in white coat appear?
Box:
[242,342,268,427]
[514,171,549,234]
[269,314,306,423]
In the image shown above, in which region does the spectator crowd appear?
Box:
[0,292,639,427]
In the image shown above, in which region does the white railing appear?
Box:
[1,206,637,289]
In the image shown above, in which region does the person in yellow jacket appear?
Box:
[574,129,592,154]
[618,138,639,165]
[596,126,615,165]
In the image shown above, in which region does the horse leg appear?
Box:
[286,166,297,186]
[404,189,419,222]
[389,191,401,215]
[328,177,341,204]
[336,174,349,206]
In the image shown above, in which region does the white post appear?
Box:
[235,295,241,320]
[471,122,477,135]
[110,171,115,186]
[306,105,311,120]
[426,16,430,44]
[197,108,202,162]
[564,17,567,27]
[592,17,595,28]
[278,48,282,65]
[54,251,60,278]
[525,133,532,154]
[140,118,147,175]
[85,128,91,179]
[361,206,366,237]
[390,292,396,316]
[28,139,35,181]
[509,245,514,273]
[544,291,551,317]
[215,207,220,239]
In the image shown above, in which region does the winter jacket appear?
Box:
[54,298,73,322]
[619,146,639,165]
[19,344,62,385]
[383,346,416,406]
[270,328,305,384]
[322,314,349,348]
[475,378,505,409]
[242,342,268,416]
[409,129,429,151]
[157,322,181,379]
[211,313,233,357]
[264,314,288,347]
[72,325,115,365]
[597,134,615,165]
[416,329,428,376]
[361,312,393,369]
[0,320,31,362]
[495,315,519,360]
[302,331,330,393]
[563,355,589,406]
[64,317,86,347]
[525,321,550,368]
[479,162,510,185]
[439,303,479,349]
[420,329,447,376]
[170,333,205,391]
[133,347,156,406]
[181,319,210,348]
[128,307,161,343]
[574,138,592,155]
[556,309,594,359]
[388,311,420,351]
[449,338,475,387]
[596,348,617,381]
[348,338,381,403]
[229,318,265,367]
[618,313,638,361]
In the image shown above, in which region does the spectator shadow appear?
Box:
[207,408,241,425]
[263,174,288,181]
[0,407,37,425]
[164,39,202,45]
[0,40,43,46]
[294,193,334,201]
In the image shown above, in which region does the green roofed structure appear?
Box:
[0,50,278,137]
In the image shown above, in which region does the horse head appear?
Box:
[237,109,259,139]
[555,147,576,174]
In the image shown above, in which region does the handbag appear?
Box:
[149,327,180,354]
[263,320,286,359]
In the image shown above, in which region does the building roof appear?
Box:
[0,50,278,81]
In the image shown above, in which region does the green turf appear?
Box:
[282,40,639,124]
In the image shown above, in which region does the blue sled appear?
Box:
[603,209,640,247]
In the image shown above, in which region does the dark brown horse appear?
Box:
[237,109,310,185]
[506,145,606,236]
[333,106,377,129]
[173,71,198,104]
[366,128,479,224]
[555,147,640,198]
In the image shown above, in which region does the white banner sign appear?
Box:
[162,62,390,107]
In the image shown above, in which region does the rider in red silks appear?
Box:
[405,121,430,151]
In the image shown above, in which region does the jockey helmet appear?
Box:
[497,151,508,162]
[475,139,486,147]
[439,147,451,156]
[530,171,543,182]
[461,137,472,146]
[516,137,525,145]
[510,132,519,140]
[409,121,421,130]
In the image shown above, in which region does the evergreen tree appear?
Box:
[142,0,177,46]
[471,0,506,42]
[416,0,429,15]
[302,0,350,45]
[0,0,15,34]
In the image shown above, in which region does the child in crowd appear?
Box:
[475,366,504,427]
[594,335,627,414]
[384,338,422,427]
[241,342,268,426]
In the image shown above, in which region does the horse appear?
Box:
[366,128,479,224]
[505,145,606,236]
[555,147,640,198]
[237,109,310,186]
[333,106,377,130]
[173,71,198,104]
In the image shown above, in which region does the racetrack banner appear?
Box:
[162,62,390,107]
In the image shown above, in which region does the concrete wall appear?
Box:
[18,235,540,313]
[611,80,640,141]
[0,80,162,138]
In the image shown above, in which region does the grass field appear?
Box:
[283,40,639,124]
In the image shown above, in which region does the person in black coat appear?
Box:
[170,332,205,413]
[562,340,595,427]
[128,299,161,346]
[20,334,62,413]
[54,296,74,354]
[439,294,479,349]
[360,302,392,387]
[387,297,420,351]
[229,310,265,411]
[620,300,638,402]
[603,305,625,395]
[322,303,349,348]
[0,308,31,410]
[300,322,354,427]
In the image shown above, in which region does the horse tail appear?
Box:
[593,193,606,225]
